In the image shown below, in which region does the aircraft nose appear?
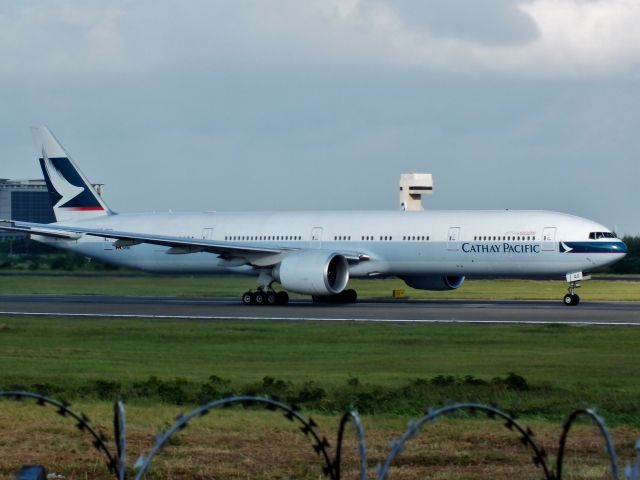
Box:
[616,240,628,255]
[599,240,628,256]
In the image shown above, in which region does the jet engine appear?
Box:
[273,251,349,295]
[401,275,465,291]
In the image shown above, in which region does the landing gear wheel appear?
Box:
[254,291,266,305]
[563,293,580,306]
[312,289,358,304]
[276,291,289,305]
[266,292,277,305]
[343,289,357,303]
[242,291,253,305]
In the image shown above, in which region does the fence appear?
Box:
[1,390,639,479]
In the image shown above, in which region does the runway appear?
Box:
[0,294,639,325]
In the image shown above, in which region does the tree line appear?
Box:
[1,236,639,273]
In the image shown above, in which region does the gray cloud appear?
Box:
[0,1,638,234]
[388,0,539,45]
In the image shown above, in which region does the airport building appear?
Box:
[0,178,105,239]
[0,179,55,231]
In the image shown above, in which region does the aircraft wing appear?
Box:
[0,220,369,264]
[0,222,82,240]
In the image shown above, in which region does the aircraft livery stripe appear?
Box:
[561,241,627,254]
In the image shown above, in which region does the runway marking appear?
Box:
[1,311,639,326]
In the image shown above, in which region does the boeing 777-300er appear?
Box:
[0,127,628,306]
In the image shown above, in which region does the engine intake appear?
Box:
[401,275,465,291]
[274,251,349,295]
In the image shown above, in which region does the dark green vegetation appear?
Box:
[0,239,119,271]
[1,316,639,425]
[610,235,640,273]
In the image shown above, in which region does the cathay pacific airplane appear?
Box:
[0,127,628,306]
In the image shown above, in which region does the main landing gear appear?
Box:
[242,290,289,306]
[242,270,289,305]
[563,272,590,306]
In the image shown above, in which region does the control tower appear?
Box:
[399,173,433,211]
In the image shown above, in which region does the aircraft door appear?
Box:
[447,227,461,251]
[310,227,323,248]
[202,228,214,240]
[542,227,556,251]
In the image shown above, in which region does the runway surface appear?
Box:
[0,294,639,325]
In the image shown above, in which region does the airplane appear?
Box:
[0,126,628,306]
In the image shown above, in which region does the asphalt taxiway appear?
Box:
[0,294,639,325]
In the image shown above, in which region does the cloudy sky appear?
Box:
[1,0,638,234]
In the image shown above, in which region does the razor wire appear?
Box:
[376,402,552,479]
[334,410,367,480]
[1,390,640,479]
[132,395,335,479]
[0,391,117,475]
[556,408,620,480]
[114,400,126,480]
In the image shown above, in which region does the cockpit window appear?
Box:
[589,231,616,240]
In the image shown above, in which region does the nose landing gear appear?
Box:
[563,272,590,306]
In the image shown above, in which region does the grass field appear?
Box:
[1,315,640,478]
[1,316,639,422]
[1,273,640,300]
[1,274,639,478]
[1,402,638,479]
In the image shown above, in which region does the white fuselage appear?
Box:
[35,209,626,278]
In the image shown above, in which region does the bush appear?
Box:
[94,380,122,400]
[292,381,326,404]
[493,372,529,391]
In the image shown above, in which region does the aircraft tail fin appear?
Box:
[31,126,113,222]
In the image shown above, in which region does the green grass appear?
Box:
[1,274,639,300]
[1,316,640,424]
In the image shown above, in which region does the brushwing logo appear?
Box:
[560,241,574,253]
[42,154,84,209]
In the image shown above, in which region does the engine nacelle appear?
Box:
[401,275,465,291]
[273,251,349,295]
